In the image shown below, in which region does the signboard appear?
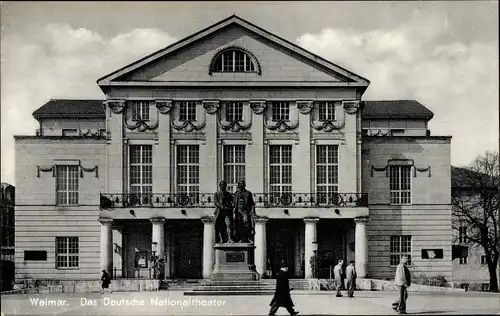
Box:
[135,252,148,268]
[226,252,245,263]
[421,249,444,259]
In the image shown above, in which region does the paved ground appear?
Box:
[1,290,499,315]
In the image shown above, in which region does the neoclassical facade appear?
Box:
[14,15,453,282]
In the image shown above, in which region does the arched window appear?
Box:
[211,48,258,73]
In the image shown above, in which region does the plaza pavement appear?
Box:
[1,290,499,315]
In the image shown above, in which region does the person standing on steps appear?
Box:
[333,259,344,297]
[392,256,411,314]
[268,261,299,316]
[345,260,357,297]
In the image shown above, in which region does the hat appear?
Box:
[280,260,288,268]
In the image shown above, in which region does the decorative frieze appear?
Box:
[36,163,99,178]
[297,101,313,114]
[155,100,173,114]
[370,159,432,178]
[249,100,267,114]
[106,99,126,114]
[202,100,220,114]
[342,100,361,114]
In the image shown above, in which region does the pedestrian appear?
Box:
[101,269,112,294]
[268,261,299,316]
[345,261,357,297]
[333,259,344,297]
[392,256,411,314]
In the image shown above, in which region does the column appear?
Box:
[201,216,215,279]
[100,217,113,277]
[354,216,369,278]
[151,217,166,278]
[254,217,268,277]
[304,217,319,279]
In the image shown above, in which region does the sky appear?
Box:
[1,1,498,185]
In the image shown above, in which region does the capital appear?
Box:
[201,216,215,224]
[150,217,166,224]
[155,99,173,114]
[99,217,113,225]
[303,217,320,224]
[254,216,269,224]
[354,216,369,224]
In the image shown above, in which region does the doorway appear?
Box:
[172,220,203,279]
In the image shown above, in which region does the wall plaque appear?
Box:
[421,249,444,259]
[226,252,245,263]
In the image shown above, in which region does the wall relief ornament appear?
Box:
[106,100,126,114]
[249,100,266,114]
[79,129,100,137]
[311,102,345,132]
[297,101,313,114]
[202,100,220,114]
[124,101,159,132]
[343,100,362,114]
[370,159,432,178]
[218,102,252,132]
[264,119,299,132]
[171,101,207,132]
[155,100,173,114]
[365,129,391,136]
[36,164,99,178]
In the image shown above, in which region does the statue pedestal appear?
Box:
[210,243,260,281]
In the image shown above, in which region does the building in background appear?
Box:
[1,182,15,291]
[451,166,498,291]
[14,15,452,283]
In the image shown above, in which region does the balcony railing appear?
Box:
[100,192,368,209]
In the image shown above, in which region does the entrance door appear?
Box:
[173,222,203,279]
[268,224,295,278]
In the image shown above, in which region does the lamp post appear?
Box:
[151,242,158,279]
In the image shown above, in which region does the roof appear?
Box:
[32,99,106,119]
[362,100,434,120]
[96,14,370,88]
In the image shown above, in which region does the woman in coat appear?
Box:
[268,261,299,316]
[101,270,112,294]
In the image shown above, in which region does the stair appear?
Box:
[161,279,203,291]
[183,279,311,296]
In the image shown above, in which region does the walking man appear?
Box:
[269,261,299,316]
[333,259,344,297]
[100,270,112,294]
[345,260,357,297]
[392,256,411,314]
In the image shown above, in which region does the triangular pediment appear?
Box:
[97,15,369,87]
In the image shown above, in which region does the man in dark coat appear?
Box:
[269,261,299,316]
[101,270,112,294]
[214,180,234,243]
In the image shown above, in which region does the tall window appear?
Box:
[129,145,153,202]
[177,145,200,200]
[269,145,292,197]
[223,145,246,193]
[318,102,336,121]
[271,102,290,122]
[56,166,79,205]
[179,101,197,122]
[458,226,468,244]
[389,166,412,204]
[316,145,339,202]
[213,49,256,72]
[56,237,79,269]
[131,101,150,121]
[225,102,244,122]
[390,235,412,266]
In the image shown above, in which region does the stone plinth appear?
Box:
[210,243,260,281]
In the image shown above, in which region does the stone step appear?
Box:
[193,286,275,291]
[184,290,275,296]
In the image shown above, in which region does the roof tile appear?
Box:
[32,99,105,119]
[362,100,434,120]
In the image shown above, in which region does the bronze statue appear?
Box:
[233,180,257,243]
[214,180,234,243]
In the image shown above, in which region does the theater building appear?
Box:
[14,15,453,283]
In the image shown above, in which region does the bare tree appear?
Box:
[452,151,499,292]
